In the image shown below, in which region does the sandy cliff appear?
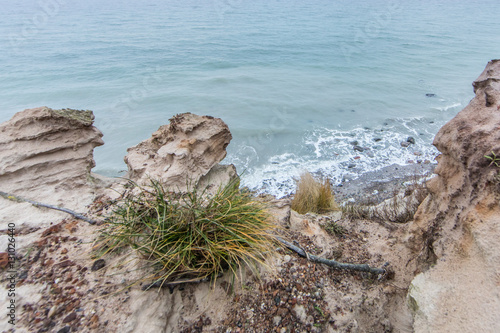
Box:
[124,112,235,192]
[0,110,240,333]
[408,59,500,332]
[0,107,105,210]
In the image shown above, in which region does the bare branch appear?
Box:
[275,236,386,276]
[0,191,97,224]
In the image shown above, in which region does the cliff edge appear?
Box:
[408,59,500,332]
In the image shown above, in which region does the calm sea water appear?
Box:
[1,0,500,197]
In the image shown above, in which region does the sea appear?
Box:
[1,0,500,198]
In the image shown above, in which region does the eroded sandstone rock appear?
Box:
[124,112,235,192]
[0,107,104,208]
[408,59,500,332]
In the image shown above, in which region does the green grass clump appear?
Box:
[485,151,500,167]
[291,172,338,214]
[93,179,276,286]
[324,221,346,236]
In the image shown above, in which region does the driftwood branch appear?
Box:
[276,236,386,276]
[0,191,97,225]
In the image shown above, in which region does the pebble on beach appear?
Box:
[91,259,106,272]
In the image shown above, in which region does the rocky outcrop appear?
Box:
[408,60,500,332]
[0,110,241,332]
[124,112,235,192]
[0,107,104,209]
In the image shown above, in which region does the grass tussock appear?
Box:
[291,172,338,214]
[324,221,346,236]
[93,179,276,286]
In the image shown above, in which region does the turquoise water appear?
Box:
[1,0,500,197]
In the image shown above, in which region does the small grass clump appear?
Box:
[93,179,276,286]
[291,172,338,214]
[324,221,346,236]
[485,151,500,167]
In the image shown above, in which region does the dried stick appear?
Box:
[0,191,97,225]
[275,236,386,276]
[142,277,210,293]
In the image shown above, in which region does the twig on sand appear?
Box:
[142,277,211,293]
[275,236,387,276]
[142,272,225,292]
[0,191,97,225]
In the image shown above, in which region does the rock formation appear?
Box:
[0,110,240,333]
[0,107,104,209]
[408,59,500,332]
[124,112,235,192]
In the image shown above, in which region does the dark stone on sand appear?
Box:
[91,259,106,272]
[57,327,71,333]
[373,138,382,142]
[400,141,411,148]
[59,260,75,268]
[353,145,364,152]
[407,137,416,144]
[62,312,77,323]
[426,93,436,97]
[348,164,356,169]
[19,270,28,280]
[350,140,359,146]
[32,249,42,263]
